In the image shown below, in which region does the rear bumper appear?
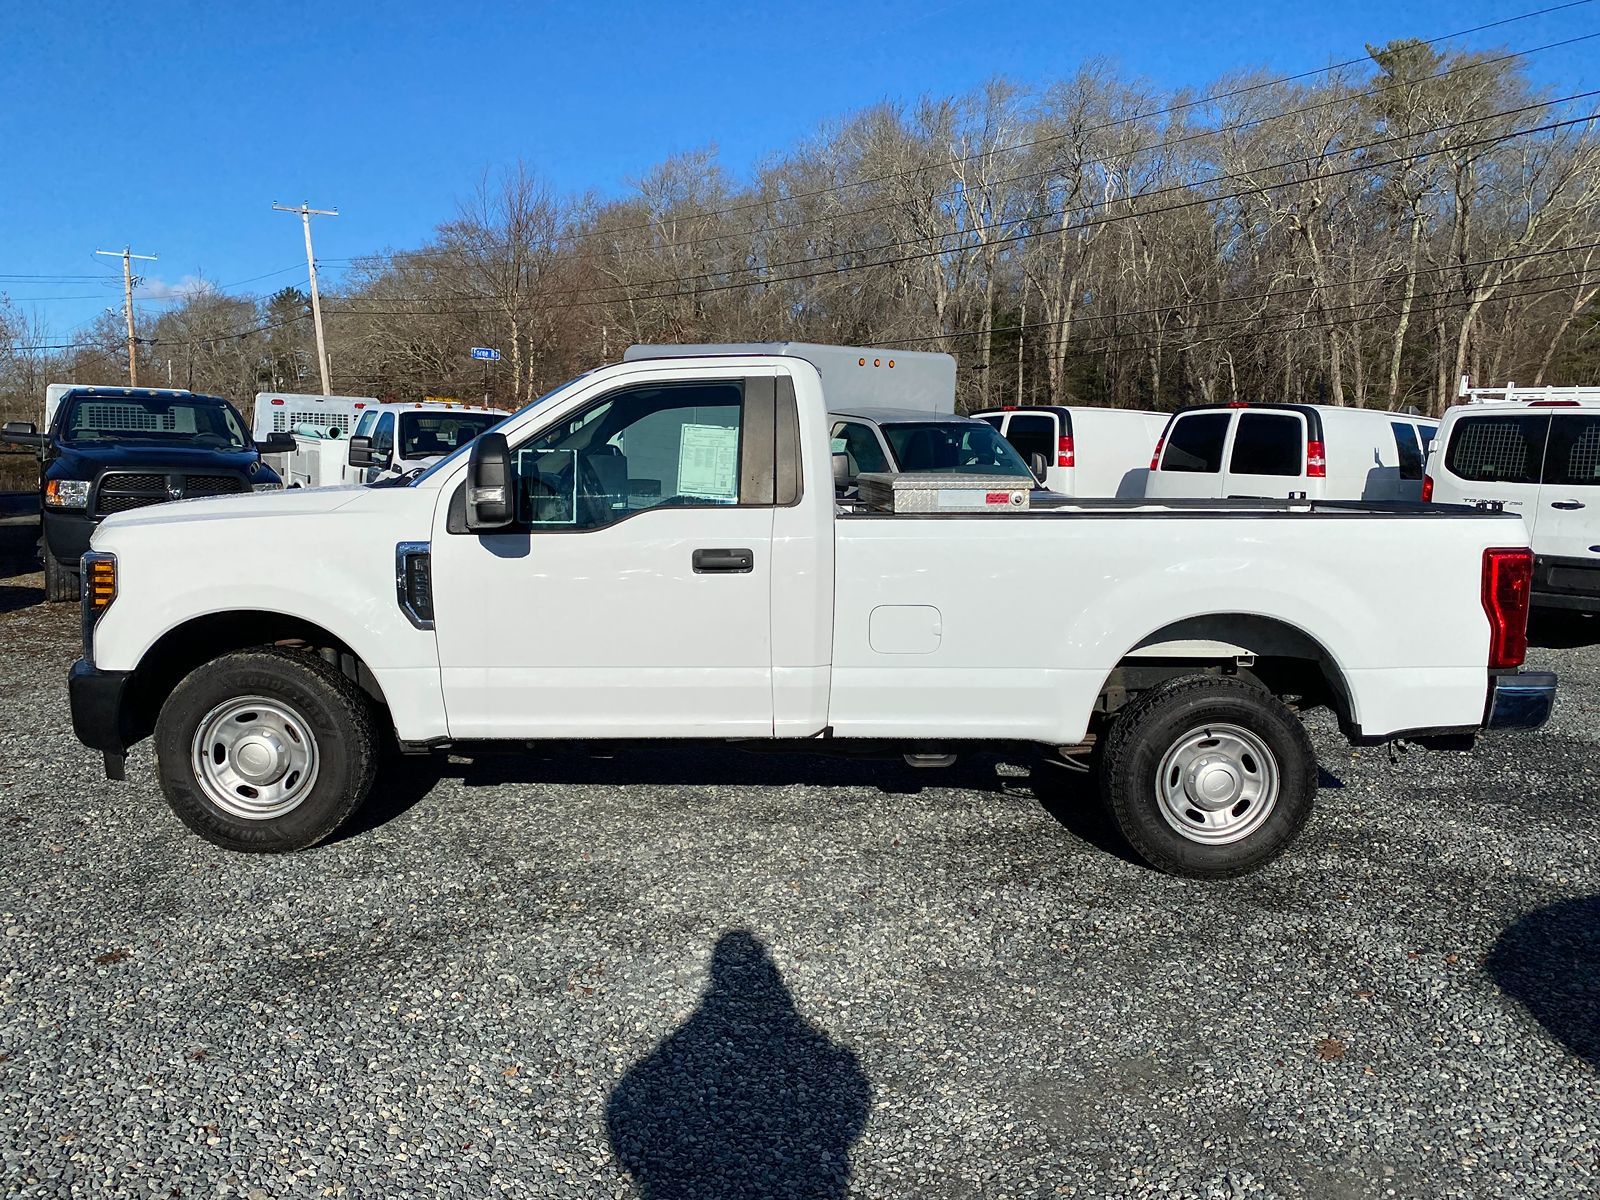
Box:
[1534,554,1600,613]
[1484,670,1558,731]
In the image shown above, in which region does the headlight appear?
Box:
[44,479,90,509]
[251,482,284,492]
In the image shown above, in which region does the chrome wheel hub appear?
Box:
[1155,722,1279,845]
[191,696,319,820]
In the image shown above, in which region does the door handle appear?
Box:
[1551,500,1587,510]
[692,547,754,574]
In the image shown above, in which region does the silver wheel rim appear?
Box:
[190,695,320,820]
[1154,721,1279,846]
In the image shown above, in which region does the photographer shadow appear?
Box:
[606,930,871,1199]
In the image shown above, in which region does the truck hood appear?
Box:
[50,442,266,476]
[93,483,369,539]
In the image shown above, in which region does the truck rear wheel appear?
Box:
[44,555,79,603]
[1099,675,1317,879]
[153,648,379,852]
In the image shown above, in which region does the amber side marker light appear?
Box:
[87,556,117,612]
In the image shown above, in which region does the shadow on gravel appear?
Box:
[1488,895,1600,1067]
[0,581,43,613]
[1529,611,1600,649]
[606,930,871,1199]
[1030,760,1146,868]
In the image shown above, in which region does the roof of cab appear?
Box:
[829,406,985,424]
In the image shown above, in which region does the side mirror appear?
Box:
[1027,450,1049,484]
[1,421,44,448]
[832,452,851,491]
[466,432,514,531]
[346,435,378,468]
[256,432,296,454]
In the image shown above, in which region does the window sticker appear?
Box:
[678,423,740,501]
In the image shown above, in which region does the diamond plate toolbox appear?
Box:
[855,471,1032,513]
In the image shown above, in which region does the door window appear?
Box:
[1003,414,1056,465]
[513,382,744,529]
[1444,415,1549,484]
[1229,413,1303,476]
[1391,421,1424,481]
[831,421,889,476]
[1161,412,1231,473]
[353,411,378,439]
[1543,415,1600,487]
[372,413,395,458]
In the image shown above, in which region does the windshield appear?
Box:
[399,412,501,459]
[883,420,1034,477]
[410,372,596,486]
[60,395,249,450]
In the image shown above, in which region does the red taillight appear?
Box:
[1421,474,1434,502]
[1058,435,1075,468]
[1482,547,1534,669]
[1150,435,1166,471]
[1306,439,1327,478]
[1529,399,1580,406]
[270,398,284,406]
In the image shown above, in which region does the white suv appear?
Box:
[1427,396,1600,613]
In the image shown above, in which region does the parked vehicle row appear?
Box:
[62,346,1555,881]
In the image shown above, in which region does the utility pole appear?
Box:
[273,201,337,396]
[95,246,157,386]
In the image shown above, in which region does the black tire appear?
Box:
[153,648,379,852]
[1099,674,1317,879]
[44,555,79,603]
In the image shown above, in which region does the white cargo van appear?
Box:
[1426,394,1600,612]
[1145,403,1439,501]
[970,404,1168,497]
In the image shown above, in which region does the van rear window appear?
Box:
[1444,415,1549,484]
[1391,422,1424,481]
[1545,415,1600,486]
[1229,413,1303,476]
[1160,412,1230,473]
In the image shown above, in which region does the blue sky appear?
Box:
[2,0,1596,340]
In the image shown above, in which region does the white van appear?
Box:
[1426,395,1600,612]
[969,404,1168,497]
[1144,403,1439,501]
[346,401,504,483]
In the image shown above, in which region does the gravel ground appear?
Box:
[2,527,1598,1199]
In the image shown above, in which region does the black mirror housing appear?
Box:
[1,421,44,448]
[256,432,296,454]
[832,452,851,490]
[466,432,514,531]
[1027,450,1049,483]
[346,435,378,468]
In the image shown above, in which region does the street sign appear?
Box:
[470,347,501,362]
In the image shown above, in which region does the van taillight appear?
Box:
[1421,474,1434,502]
[1058,435,1075,468]
[1482,547,1534,669]
[1150,435,1165,471]
[1306,440,1327,478]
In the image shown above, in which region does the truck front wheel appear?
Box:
[1099,675,1317,879]
[44,555,79,603]
[153,648,379,852]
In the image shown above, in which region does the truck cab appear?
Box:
[345,401,504,484]
[1,385,287,601]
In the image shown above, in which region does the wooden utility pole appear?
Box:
[273,202,338,395]
[95,246,157,385]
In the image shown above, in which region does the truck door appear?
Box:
[1223,410,1308,498]
[428,377,780,738]
[1536,412,1600,565]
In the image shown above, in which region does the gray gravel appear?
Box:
[2,549,1598,1198]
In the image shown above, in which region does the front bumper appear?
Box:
[1484,670,1558,731]
[69,659,132,776]
[41,508,98,567]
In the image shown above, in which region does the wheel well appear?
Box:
[121,611,387,748]
[1096,613,1355,733]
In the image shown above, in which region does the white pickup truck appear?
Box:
[68,350,1556,878]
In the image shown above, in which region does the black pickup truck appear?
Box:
[1,386,291,600]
